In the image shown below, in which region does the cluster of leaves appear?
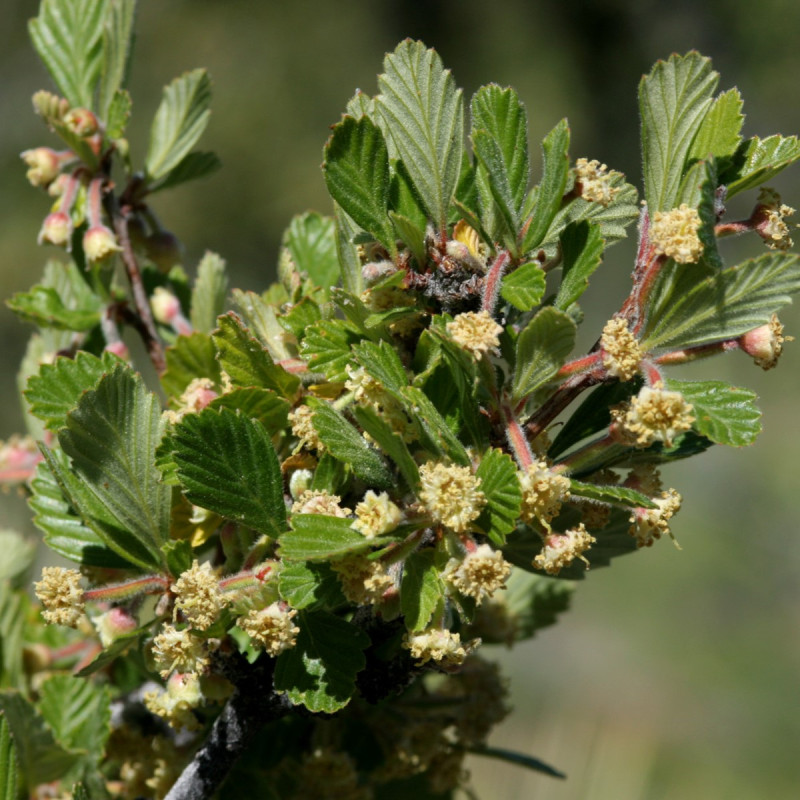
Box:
[2,1,800,798]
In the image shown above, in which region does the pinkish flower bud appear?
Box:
[145,230,184,272]
[63,107,99,137]
[38,211,73,247]
[0,435,43,485]
[104,341,130,361]
[47,173,71,198]
[83,224,121,262]
[150,287,182,325]
[738,314,791,370]
[20,147,61,187]
[93,607,138,647]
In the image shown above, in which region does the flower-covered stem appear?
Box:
[655,340,738,365]
[502,402,535,470]
[525,372,601,441]
[481,250,512,315]
[109,193,167,374]
[82,574,171,603]
[557,351,604,378]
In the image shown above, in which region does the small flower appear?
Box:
[600,317,644,381]
[144,672,203,731]
[518,460,571,529]
[574,158,620,207]
[164,377,218,424]
[739,314,792,370]
[629,488,682,548]
[83,224,121,262]
[150,287,183,325]
[404,628,474,668]
[238,602,299,656]
[446,310,502,360]
[289,404,325,453]
[446,544,512,605]
[611,383,695,448]
[418,461,486,532]
[34,567,85,628]
[63,107,99,137]
[754,188,795,251]
[352,490,402,537]
[37,211,73,247]
[291,489,351,517]
[171,560,225,631]
[93,607,138,647]
[649,204,704,263]
[288,468,314,500]
[534,524,596,575]
[20,147,62,187]
[151,623,211,678]
[332,555,395,605]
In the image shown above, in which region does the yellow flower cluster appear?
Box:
[446,310,503,360]
[534,524,596,575]
[352,490,403,538]
[34,567,85,628]
[239,603,300,656]
[574,158,620,207]
[629,488,682,548]
[332,555,395,606]
[151,623,211,678]
[649,204,704,263]
[404,628,472,668]
[600,317,643,381]
[171,560,226,631]
[446,544,511,605]
[757,188,795,250]
[291,489,351,517]
[418,461,486,532]
[288,404,325,452]
[518,460,571,529]
[612,384,695,448]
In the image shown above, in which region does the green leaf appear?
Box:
[213,313,301,398]
[400,548,443,631]
[145,69,212,181]
[500,261,546,312]
[307,400,393,490]
[639,52,718,211]
[160,332,222,401]
[29,454,132,568]
[502,570,574,642]
[512,307,576,402]
[346,89,375,118]
[640,251,800,350]
[279,297,322,341]
[37,674,110,759]
[555,221,605,310]
[171,407,286,538]
[7,286,102,332]
[521,118,570,253]
[231,289,293,361]
[57,367,170,568]
[278,561,346,610]
[352,405,419,490]
[190,251,228,334]
[399,386,470,466]
[666,379,761,447]
[103,88,132,139]
[721,134,800,197]
[0,712,18,800]
[300,319,362,382]
[208,387,289,432]
[279,514,387,561]
[323,116,395,253]
[25,350,121,432]
[568,479,657,509]
[352,339,408,393]
[688,88,743,162]
[29,0,107,108]
[274,610,369,713]
[334,204,363,296]
[388,159,429,241]
[147,150,221,193]
[0,692,80,786]
[377,40,464,229]
[284,212,339,290]
[470,85,530,237]
[98,0,135,120]
[474,448,522,546]
[389,211,427,266]
[0,585,28,689]
[0,532,35,588]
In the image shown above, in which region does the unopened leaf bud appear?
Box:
[145,230,184,272]
[63,107,100,137]
[83,224,121,262]
[38,211,73,248]
[20,147,61,187]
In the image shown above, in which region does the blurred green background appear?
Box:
[2,1,799,798]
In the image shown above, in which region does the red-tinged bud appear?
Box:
[20,147,61,187]
[145,230,184,272]
[38,211,73,247]
[63,107,99,137]
[104,340,130,361]
[150,287,183,325]
[0,434,43,485]
[83,224,121,262]
[47,173,71,198]
[738,314,791,370]
[92,607,138,647]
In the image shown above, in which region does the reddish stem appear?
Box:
[481,250,511,314]
[502,402,535,469]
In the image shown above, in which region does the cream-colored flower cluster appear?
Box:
[446,544,511,605]
[629,488,682,548]
[239,603,300,656]
[332,555,395,606]
[757,188,795,250]
[418,461,486,532]
[404,628,473,668]
[352,490,403,537]
[534,524,596,575]
[446,310,502,360]
[151,623,212,678]
[34,566,85,628]
[518,459,571,529]
[574,158,620,207]
[601,317,643,381]
[172,560,226,631]
[612,384,695,448]
[289,404,325,452]
[144,672,203,731]
[291,489,351,517]
[345,365,416,443]
[649,204,704,263]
